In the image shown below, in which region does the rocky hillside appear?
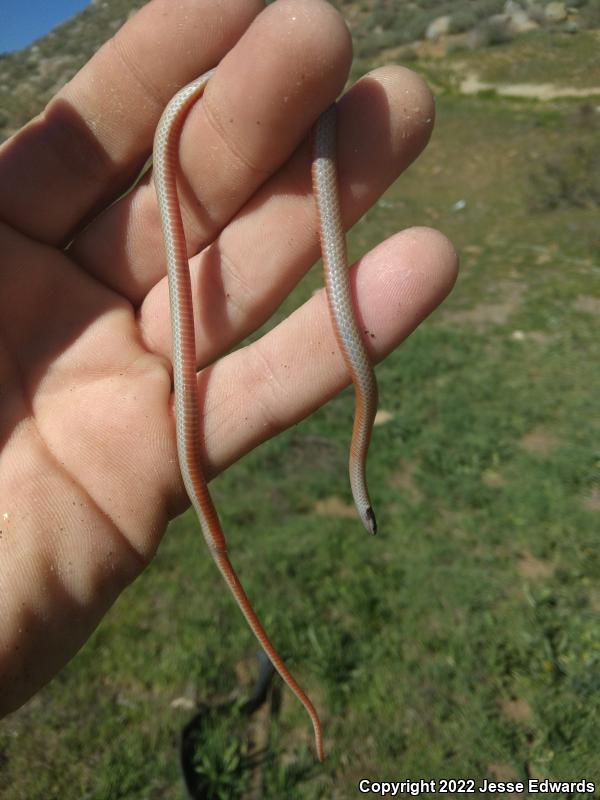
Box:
[1,0,599,142]
[0,0,146,141]
[349,0,592,59]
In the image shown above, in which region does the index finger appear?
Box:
[0,0,262,246]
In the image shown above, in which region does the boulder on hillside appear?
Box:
[502,2,540,34]
[507,9,539,33]
[426,15,451,41]
[523,1,546,24]
[545,2,567,23]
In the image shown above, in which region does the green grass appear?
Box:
[2,28,600,800]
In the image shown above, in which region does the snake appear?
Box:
[153,67,378,763]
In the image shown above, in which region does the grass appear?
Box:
[2,22,600,800]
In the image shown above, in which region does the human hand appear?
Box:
[0,0,457,716]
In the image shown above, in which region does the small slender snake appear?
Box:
[153,68,378,763]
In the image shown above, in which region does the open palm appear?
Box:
[0,0,457,717]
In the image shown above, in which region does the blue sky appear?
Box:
[1,0,91,54]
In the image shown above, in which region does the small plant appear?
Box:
[527,134,600,211]
[451,9,478,33]
[189,706,250,800]
[478,16,515,46]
